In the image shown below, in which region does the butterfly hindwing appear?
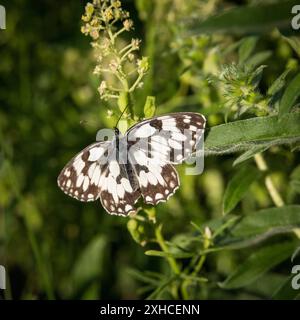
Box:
[133,162,180,205]
[57,141,110,202]
[98,153,141,216]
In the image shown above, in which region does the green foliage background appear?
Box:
[1,0,300,299]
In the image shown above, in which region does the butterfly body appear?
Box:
[58,112,206,216]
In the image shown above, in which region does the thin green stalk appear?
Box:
[254,153,284,207]
[146,275,178,300]
[181,228,211,299]
[120,46,136,63]
[119,43,133,55]
[155,225,180,275]
[113,27,126,40]
[129,73,144,93]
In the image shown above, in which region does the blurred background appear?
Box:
[0,0,300,299]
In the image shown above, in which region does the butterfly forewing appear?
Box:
[126,112,206,164]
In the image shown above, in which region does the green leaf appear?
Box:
[238,36,258,65]
[279,73,300,116]
[205,113,300,155]
[223,165,261,214]
[188,207,300,256]
[168,233,202,255]
[268,69,290,96]
[272,275,300,300]
[249,65,266,88]
[207,206,300,250]
[180,274,208,283]
[290,165,300,194]
[246,51,272,70]
[228,205,300,241]
[71,235,107,295]
[222,39,242,56]
[282,35,300,58]
[146,276,176,300]
[246,273,287,298]
[219,241,298,289]
[186,0,298,35]
[233,146,269,167]
[145,250,193,259]
[126,268,162,285]
[143,96,156,118]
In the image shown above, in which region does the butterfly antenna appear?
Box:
[115,104,129,128]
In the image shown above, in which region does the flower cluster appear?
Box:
[81,0,149,106]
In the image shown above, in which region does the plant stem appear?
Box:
[129,73,144,92]
[192,230,211,276]
[181,228,211,299]
[120,48,135,64]
[254,153,284,207]
[155,225,180,275]
[119,43,133,55]
[113,27,126,40]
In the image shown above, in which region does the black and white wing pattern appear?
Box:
[58,112,206,217]
[97,151,141,216]
[131,160,180,205]
[127,112,206,164]
[58,141,110,202]
[127,112,206,205]
[58,143,141,216]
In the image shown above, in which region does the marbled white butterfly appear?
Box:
[57,112,206,216]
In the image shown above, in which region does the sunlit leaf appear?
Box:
[199,206,300,250]
[230,205,300,239]
[205,113,300,155]
[143,96,156,118]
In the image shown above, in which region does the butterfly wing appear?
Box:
[58,141,141,216]
[57,141,110,202]
[126,112,206,164]
[132,161,180,205]
[126,112,205,204]
[58,112,206,215]
[98,155,141,216]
